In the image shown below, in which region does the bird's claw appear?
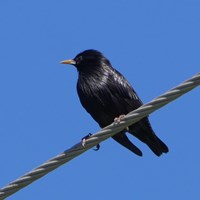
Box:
[81,133,100,151]
[93,143,100,151]
[114,115,126,124]
[114,115,129,131]
[81,133,92,147]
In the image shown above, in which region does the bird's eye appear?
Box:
[76,56,83,64]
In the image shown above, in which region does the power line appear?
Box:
[0,72,199,199]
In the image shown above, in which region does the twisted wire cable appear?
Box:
[0,72,199,199]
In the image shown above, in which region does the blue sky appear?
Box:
[0,1,200,199]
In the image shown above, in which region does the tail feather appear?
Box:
[146,135,169,156]
[112,132,143,156]
[129,117,169,156]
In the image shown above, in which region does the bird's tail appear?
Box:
[144,134,168,156]
[112,131,143,156]
[129,117,169,156]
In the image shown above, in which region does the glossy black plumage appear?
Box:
[62,49,169,156]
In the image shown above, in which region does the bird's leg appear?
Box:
[81,133,100,151]
[114,115,129,131]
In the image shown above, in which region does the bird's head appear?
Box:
[60,49,111,72]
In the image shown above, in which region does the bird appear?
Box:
[60,49,168,156]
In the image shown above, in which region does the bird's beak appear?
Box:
[60,59,76,65]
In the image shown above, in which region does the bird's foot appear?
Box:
[114,115,129,131]
[81,133,100,151]
[114,115,125,124]
[81,133,92,147]
[93,143,100,151]
[126,127,129,131]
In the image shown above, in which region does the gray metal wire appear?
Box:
[0,72,199,200]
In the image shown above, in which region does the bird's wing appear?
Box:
[77,68,143,127]
[106,68,143,113]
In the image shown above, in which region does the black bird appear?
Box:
[61,49,168,156]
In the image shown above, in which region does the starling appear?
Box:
[61,49,168,156]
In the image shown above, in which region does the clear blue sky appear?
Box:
[0,1,200,199]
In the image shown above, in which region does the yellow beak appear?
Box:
[60,59,76,65]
